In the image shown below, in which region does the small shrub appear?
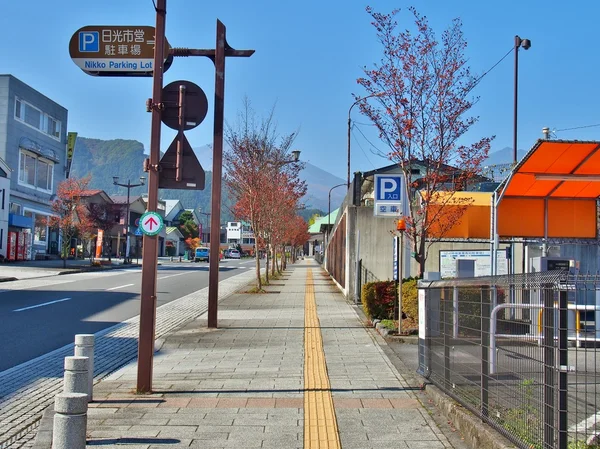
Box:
[401,278,418,323]
[380,319,397,330]
[362,281,396,321]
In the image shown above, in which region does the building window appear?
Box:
[14,98,62,140]
[24,210,48,244]
[9,202,21,215]
[35,214,47,243]
[18,150,53,193]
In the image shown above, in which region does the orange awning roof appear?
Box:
[501,140,600,199]
[426,140,600,240]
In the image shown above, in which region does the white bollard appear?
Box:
[52,392,88,449]
[74,334,94,401]
[63,356,89,399]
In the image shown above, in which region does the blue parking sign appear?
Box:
[375,175,402,201]
[79,31,99,52]
[374,174,403,217]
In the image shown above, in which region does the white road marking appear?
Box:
[158,273,187,280]
[106,284,135,291]
[14,297,72,312]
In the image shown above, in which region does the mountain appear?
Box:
[193,143,346,211]
[70,137,217,217]
[484,146,527,167]
[69,137,345,220]
[301,164,346,212]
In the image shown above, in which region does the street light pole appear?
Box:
[511,35,531,319]
[197,210,211,242]
[513,35,531,164]
[113,176,146,264]
[347,92,384,188]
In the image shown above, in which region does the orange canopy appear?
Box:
[427,140,600,240]
[497,140,600,239]
[503,140,600,199]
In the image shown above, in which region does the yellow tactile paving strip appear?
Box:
[304,269,342,449]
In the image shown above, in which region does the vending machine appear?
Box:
[7,231,17,261]
[16,231,25,261]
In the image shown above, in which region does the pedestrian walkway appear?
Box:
[72,259,464,449]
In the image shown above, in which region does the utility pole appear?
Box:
[113,177,145,264]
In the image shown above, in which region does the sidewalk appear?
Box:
[33,258,467,449]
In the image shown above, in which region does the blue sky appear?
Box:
[1,1,598,180]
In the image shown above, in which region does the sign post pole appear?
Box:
[207,21,226,329]
[137,0,166,394]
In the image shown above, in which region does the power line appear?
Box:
[353,123,388,158]
[350,127,378,170]
[555,123,600,132]
[470,46,514,92]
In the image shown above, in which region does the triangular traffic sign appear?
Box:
[159,133,205,190]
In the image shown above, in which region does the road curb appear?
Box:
[424,383,516,449]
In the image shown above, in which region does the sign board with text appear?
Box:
[69,25,171,76]
[373,174,403,217]
[439,250,508,279]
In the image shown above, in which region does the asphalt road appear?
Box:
[0,258,257,372]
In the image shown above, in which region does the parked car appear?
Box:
[228,249,241,259]
[194,247,210,262]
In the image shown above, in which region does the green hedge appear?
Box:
[362,281,397,321]
[362,278,421,326]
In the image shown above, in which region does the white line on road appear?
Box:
[158,273,188,280]
[14,297,72,312]
[106,284,135,291]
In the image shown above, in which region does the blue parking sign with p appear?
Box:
[375,175,402,201]
[79,31,99,52]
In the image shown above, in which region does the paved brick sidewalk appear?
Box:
[47,260,468,449]
[0,268,257,449]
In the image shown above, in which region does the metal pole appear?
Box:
[513,35,520,165]
[398,231,403,334]
[125,182,130,263]
[347,113,351,189]
[481,288,490,418]
[137,0,166,393]
[207,20,227,328]
[347,93,382,189]
[542,286,555,449]
[511,35,519,306]
[558,289,568,449]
